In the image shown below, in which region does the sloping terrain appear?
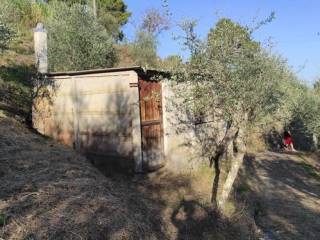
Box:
[0,117,167,240]
[0,33,35,122]
[1,115,319,240]
[0,116,254,240]
[236,151,320,240]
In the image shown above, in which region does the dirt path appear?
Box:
[239,151,320,240]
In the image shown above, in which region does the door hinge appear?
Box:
[129,82,139,88]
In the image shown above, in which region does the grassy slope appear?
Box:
[0,31,35,121]
[0,117,167,239]
[0,116,258,240]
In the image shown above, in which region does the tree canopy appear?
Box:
[129,8,170,68]
[175,18,287,127]
[48,0,131,40]
[171,18,297,208]
[46,1,118,71]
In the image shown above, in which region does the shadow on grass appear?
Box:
[0,117,256,239]
[0,64,35,120]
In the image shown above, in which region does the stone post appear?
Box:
[34,23,48,74]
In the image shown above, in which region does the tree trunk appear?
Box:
[210,124,239,207]
[312,134,318,151]
[211,125,247,210]
[92,0,97,18]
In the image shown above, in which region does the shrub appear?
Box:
[0,21,14,52]
[0,0,47,29]
[46,1,118,72]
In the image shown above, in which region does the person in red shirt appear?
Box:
[283,130,296,151]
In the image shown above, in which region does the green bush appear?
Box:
[130,31,158,68]
[0,21,14,52]
[0,213,6,226]
[46,1,118,72]
[0,0,47,30]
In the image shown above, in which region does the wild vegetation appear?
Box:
[0,0,319,239]
[0,21,14,53]
[48,0,131,40]
[46,1,118,71]
[168,17,320,209]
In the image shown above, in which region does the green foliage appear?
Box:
[46,1,118,72]
[314,79,320,94]
[273,73,320,147]
[0,64,35,118]
[159,55,183,71]
[130,31,158,68]
[173,17,319,154]
[174,18,289,129]
[0,0,48,59]
[0,21,14,53]
[236,183,251,194]
[129,8,170,68]
[205,19,280,123]
[47,0,87,4]
[0,1,38,120]
[48,0,131,40]
[292,88,320,139]
[0,0,48,30]
[177,20,202,56]
[97,0,131,40]
[0,213,6,226]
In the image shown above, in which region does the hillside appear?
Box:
[0,117,166,239]
[0,116,256,240]
[0,114,319,239]
[0,32,35,122]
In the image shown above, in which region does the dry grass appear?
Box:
[0,117,166,239]
[0,35,35,122]
[0,116,258,240]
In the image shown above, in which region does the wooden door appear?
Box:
[139,79,164,171]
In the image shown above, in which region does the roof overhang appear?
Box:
[46,66,144,77]
[46,66,171,79]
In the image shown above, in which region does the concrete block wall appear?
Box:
[33,70,143,171]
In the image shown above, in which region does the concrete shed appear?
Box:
[33,66,210,173]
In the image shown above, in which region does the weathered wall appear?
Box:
[33,71,226,173]
[162,80,225,172]
[33,70,142,171]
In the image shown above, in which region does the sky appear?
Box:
[122,0,320,85]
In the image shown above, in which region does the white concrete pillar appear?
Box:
[34,23,48,74]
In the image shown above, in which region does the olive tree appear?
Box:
[48,0,131,40]
[0,0,17,53]
[46,1,118,72]
[288,85,320,149]
[171,18,292,209]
